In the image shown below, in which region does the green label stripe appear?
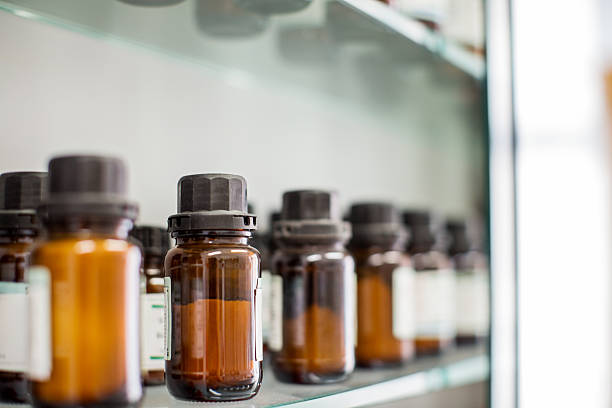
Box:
[150,356,164,360]
[151,304,164,309]
[0,281,27,294]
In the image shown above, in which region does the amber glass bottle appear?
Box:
[131,226,170,385]
[348,203,414,367]
[446,220,489,345]
[29,156,142,408]
[403,211,455,356]
[165,174,261,402]
[0,172,47,403]
[248,206,272,354]
[270,190,355,384]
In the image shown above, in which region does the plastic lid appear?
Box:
[446,219,470,255]
[130,225,170,256]
[168,173,256,235]
[41,155,138,220]
[348,202,407,247]
[274,190,350,242]
[402,210,443,253]
[0,172,47,231]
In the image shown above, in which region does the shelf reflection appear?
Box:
[118,0,186,7]
[195,0,268,38]
[233,0,312,15]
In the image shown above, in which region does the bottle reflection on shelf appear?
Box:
[117,0,186,7]
[196,0,269,38]
[277,25,337,65]
[233,0,311,15]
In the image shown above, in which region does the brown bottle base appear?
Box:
[166,376,261,402]
[0,371,29,403]
[272,366,350,385]
[357,358,409,369]
[31,388,141,408]
[455,334,487,346]
[143,370,165,386]
[415,338,453,356]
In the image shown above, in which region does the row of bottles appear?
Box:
[256,197,488,372]
[0,155,488,406]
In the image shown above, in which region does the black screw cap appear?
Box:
[281,190,340,221]
[446,219,470,255]
[348,202,407,247]
[402,210,442,254]
[42,155,138,220]
[178,174,247,213]
[275,190,350,242]
[0,172,47,211]
[0,172,47,232]
[349,202,398,225]
[169,173,256,235]
[131,225,170,256]
[49,156,127,196]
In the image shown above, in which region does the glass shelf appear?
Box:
[144,345,485,407]
[0,0,484,137]
[0,346,486,407]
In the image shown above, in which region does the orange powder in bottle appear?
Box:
[174,298,255,387]
[279,304,347,375]
[356,274,414,365]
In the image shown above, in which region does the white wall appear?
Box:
[0,11,482,229]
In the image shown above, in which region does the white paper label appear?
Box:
[255,277,263,361]
[268,275,283,352]
[0,282,28,371]
[347,268,357,349]
[163,277,171,361]
[456,269,489,336]
[392,266,416,340]
[140,293,165,371]
[28,266,51,381]
[414,268,456,339]
[261,270,271,343]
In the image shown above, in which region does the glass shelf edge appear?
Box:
[338,0,485,79]
[269,354,489,407]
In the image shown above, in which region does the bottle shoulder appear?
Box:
[32,237,139,259]
[0,240,36,257]
[411,250,451,271]
[167,242,259,255]
[271,246,354,272]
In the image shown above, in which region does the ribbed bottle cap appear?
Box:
[274,190,350,242]
[402,210,442,254]
[168,173,256,235]
[41,155,138,220]
[348,202,407,247]
[0,172,47,231]
[130,225,170,256]
[446,219,470,255]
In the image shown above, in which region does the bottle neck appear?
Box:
[175,232,250,246]
[0,232,36,245]
[278,239,345,252]
[143,254,165,269]
[45,216,133,240]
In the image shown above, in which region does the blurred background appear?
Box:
[0,0,611,406]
